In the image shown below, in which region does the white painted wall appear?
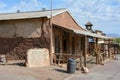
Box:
[0,23,15,38]
[0,19,46,38]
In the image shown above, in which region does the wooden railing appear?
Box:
[53,53,81,65]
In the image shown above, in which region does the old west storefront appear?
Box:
[51,11,86,66]
[51,11,112,67]
[52,26,85,66]
[52,26,112,67]
[0,9,86,66]
[0,8,112,68]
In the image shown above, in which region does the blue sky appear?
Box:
[0,0,120,35]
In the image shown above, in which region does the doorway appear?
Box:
[55,36,60,53]
[62,31,69,53]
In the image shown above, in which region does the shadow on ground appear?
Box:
[7,62,25,66]
[0,62,25,67]
[54,69,67,73]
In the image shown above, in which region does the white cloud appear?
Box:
[0,0,47,13]
[60,0,120,34]
[61,0,120,27]
[0,0,119,34]
[13,0,46,11]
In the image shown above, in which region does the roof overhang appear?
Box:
[73,30,111,39]
[0,9,67,21]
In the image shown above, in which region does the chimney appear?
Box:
[85,22,93,30]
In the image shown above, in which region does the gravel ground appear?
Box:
[67,55,120,80]
[0,60,73,80]
[0,56,109,80]
[0,56,101,80]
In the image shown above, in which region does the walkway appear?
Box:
[0,70,37,80]
[66,55,120,80]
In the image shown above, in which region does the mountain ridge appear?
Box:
[106,33,120,38]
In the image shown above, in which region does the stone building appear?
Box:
[0,8,111,67]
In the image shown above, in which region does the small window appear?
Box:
[89,37,94,42]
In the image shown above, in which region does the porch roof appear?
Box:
[73,30,112,39]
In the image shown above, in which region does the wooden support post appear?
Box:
[69,33,72,54]
[103,39,105,61]
[80,36,82,68]
[84,36,87,67]
[95,38,97,64]
[114,45,115,58]
[108,39,111,58]
[80,51,83,68]
[95,38,99,64]
[60,30,63,64]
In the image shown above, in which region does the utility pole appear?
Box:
[50,0,53,64]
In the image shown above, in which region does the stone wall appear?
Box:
[0,37,50,60]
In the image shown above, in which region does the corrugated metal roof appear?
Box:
[0,8,67,20]
[74,30,111,39]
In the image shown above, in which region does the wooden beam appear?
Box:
[84,36,87,67]
[60,30,63,63]
[95,38,99,64]
[103,40,105,61]
[79,36,82,68]
[69,33,72,54]
[108,39,111,58]
[80,51,82,68]
[67,33,70,54]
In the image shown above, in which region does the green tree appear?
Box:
[115,38,120,43]
[113,38,120,50]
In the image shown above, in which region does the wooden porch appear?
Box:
[52,25,114,68]
[52,25,84,67]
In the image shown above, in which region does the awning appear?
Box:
[73,30,112,39]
